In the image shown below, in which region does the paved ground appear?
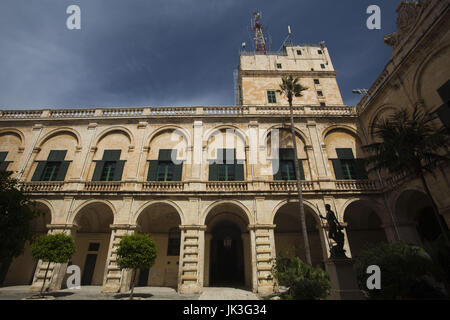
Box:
[0,285,261,300]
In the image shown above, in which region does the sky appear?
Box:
[0,0,400,110]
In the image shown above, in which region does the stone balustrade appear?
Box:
[19,179,382,193]
[0,105,357,120]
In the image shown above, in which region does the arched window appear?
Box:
[167,227,181,256]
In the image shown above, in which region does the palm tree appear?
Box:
[363,106,450,244]
[277,76,312,265]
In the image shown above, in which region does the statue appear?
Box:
[319,204,347,259]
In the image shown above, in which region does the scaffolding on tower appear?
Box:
[252,11,267,54]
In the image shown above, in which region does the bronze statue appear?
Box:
[320,204,346,258]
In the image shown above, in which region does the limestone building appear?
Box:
[0,0,449,297]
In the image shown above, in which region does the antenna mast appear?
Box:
[252,11,267,54]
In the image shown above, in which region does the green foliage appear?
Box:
[424,233,450,294]
[355,241,446,300]
[0,171,41,265]
[30,233,75,263]
[277,76,308,104]
[272,253,330,300]
[116,233,157,270]
[363,106,450,176]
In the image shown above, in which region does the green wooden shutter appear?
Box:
[147,160,159,181]
[47,150,67,161]
[113,160,125,181]
[355,159,368,180]
[336,148,354,160]
[235,163,244,181]
[31,162,46,181]
[159,149,173,162]
[55,161,70,181]
[172,163,183,181]
[280,148,295,160]
[103,150,121,161]
[92,161,104,181]
[0,152,7,162]
[331,159,344,180]
[209,163,218,181]
[298,160,305,180]
[0,161,10,172]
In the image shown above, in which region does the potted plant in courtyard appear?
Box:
[116,233,157,300]
[30,233,76,298]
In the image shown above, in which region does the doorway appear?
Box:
[209,221,244,287]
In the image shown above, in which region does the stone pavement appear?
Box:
[0,285,260,300]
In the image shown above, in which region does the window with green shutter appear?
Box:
[93,150,125,181]
[332,148,367,180]
[146,149,183,181]
[273,148,305,181]
[32,150,70,181]
[0,152,11,172]
[209,149,244,181]
[267,90,277,104]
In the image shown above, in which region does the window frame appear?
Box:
[267,90,277,104]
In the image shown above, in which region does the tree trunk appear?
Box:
[40,261,50,297]
[288,100,312,265]
[419,171,450,245]
[130,269,136,300]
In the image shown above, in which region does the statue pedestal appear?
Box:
[325,258,364,300]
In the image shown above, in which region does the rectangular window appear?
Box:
[167,228,181,256]
[267,90,277,104]
[340,159,357,180]
[147,149,182,181]
[209,149,244,181]
[314,79,320,85]
[276,63,282,69]
[297,50,302,55]
[100,161,116,181]
[0,152,11,172]
[32,150,70,181]
[317,91,323,97]
[318,50,323,54]
[273,148,305,181]
[41,162,61,181]
[331,148,367,180]
[320,102,326,107]
[88,243,100,252]
[320,64,325,69]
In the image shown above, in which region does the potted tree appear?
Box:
[30,233,76,299]
[116,233,157,300]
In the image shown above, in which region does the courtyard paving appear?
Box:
[0,285,261,300]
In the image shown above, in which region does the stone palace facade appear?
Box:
[0,0,449,297]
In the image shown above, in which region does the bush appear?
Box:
[273,254,330,300]
[355,241,446,300]
[30,233,75,296]
[116,233,157,299]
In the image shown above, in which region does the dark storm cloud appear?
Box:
[0,0,398,109]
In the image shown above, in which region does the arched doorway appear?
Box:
[344,200,387,258]
[135,202,182,288]
[204,202,251,289]
[395,190,448,246]
[273,202,325,269]
[2,202,51,286]
[70,202,114,286]
[210,220,245,287]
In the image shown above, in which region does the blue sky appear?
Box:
[0,0,399,109]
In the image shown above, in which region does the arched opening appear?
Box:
[273,202,325,269]
[204,202,251,288]
[2,202,51,286]
[135,203,182,288]
[395,190,448,246]
[70,202,114,286]
[344,200,387,258]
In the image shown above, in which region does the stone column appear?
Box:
[102,224,137,293]
[30,224,78,292]
[178,225,206,294]
[248,224,276,294]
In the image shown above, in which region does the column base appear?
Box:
[178,283,202,294]
[325,258,364,300]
